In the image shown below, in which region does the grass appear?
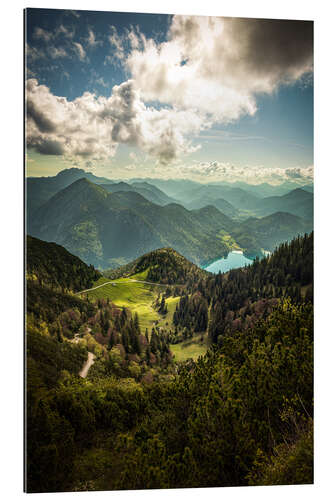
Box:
[170,333,209,362]
[79,276,180,332]
[217,230,242,251]
[79,276,208,361]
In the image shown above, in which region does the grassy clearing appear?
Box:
[79,277,180,332]
[170,333,209,362]
[130,269,149,280]
[217,230,242,251]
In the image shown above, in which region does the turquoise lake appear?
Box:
[204,251,254,274]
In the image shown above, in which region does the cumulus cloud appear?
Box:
[181,161,314,184]
[285,167,314,180]
[126,16,313,122]
[27,16,313,168]
[26,78,206,164]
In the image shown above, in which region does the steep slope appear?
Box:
[29,178,312,268]
[254,188,313,220]
[130,181,176,205]
[183,184,259,210]
[26,167,114,218]
[99,181,176,205]
[211,180,312,198]
[27,234,101,292]
[231,211,312,256]
[129,178,200,198]
[29,179,232,268]
[186,196,238,217]
[104,247,208,284]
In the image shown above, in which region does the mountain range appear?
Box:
[99,181,176,206]
[27,167,313,221]
[28,178,234,268]
[26,167,114,219]
[178,184,313,220]
[253,188,313,221]
[28,174,312,269]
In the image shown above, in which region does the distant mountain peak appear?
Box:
[55,167,86,177]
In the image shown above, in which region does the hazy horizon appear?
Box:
[26,165,314,189]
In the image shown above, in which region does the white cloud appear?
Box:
[86,28,101,48]
[107,26,125,62]
[57,24,74,39]
[27,16,313,171]
[26,43,45,61]
[180,161,314,184]
[73,42,87,61]
[126,16,313,123]
[48,46,68,59]
[26,78,207,164]
[96,76,108,87]
[33,27,53,42]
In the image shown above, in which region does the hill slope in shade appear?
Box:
[185,195,239,217]
[26,167,114,218]
[254,188,313,220]
[29,178,232,269]
[231,211,312,256]
[181,184,260,210]
[29,178,313,268]
[104,247,208,284]
[99,180,176,206]
[27,234,101,292]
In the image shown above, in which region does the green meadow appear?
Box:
[170,333,209,362]
[78,273,209,359]
[79,276,181,333]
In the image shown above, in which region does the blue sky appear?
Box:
[25,9,313,184]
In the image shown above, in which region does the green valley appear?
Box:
[78,275,182,333]
[25,233,313,492]
[27,173,313,269]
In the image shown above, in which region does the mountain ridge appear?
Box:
[29,179,232,268]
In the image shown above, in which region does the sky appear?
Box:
[25,8,313,185]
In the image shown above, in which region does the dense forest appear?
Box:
[104,247,207,286]
[25,233,313,492]
[27,235,100,292]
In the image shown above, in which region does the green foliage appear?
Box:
[208,233,313,343]
[26,327,88,390]
[248,422,313,485]
[25,233,313,492]
[104,247,207,286]
[114,299,313,490]
[27,235,100,292]
[231,212,312,256]
[27,281,95,324]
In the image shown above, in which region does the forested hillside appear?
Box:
[104,247,207,285]
[27,235,101,292]
[28,178,232,268]
[25,233,313,492]
[230,212,312,256]
[28,177,312,269]
[26,167,113,216]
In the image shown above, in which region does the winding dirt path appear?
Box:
[79,351,95,378]
[76,278,183,295]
